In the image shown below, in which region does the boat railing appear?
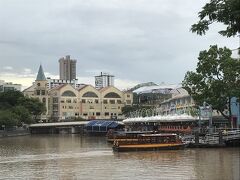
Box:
[113,135,182,146]
[159,125,192,133]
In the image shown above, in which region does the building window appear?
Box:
[104,92,121,98]
[61,100,65,103]
[82,92,98,98]
[37,83,40,86]
[69,106,73,109]
[95,99,99,104]
[96,112,100,116]
[53,97,58,103]
[66,99,71,103]
[41,90,45,95]
[117,100,122,104]
[127,94,130,98]
[42,98,46,103]
[103,100,108,104]
[36,90,40,95]
[82,99,86,103]
[83,113,88,116]
[105,112,109,116]
[62,91,76,97]
[110,100,115,104]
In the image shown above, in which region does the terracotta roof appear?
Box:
[99,86,111,92]
[76,84,88,91]
[99,86,122,93]
[77,84,96,91]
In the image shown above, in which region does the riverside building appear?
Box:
[160,87,229,127]
[23,65,133,122]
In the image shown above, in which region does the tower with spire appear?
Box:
[34,65,48,121]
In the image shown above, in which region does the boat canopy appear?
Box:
[123,114,199,124]
[85,120,121,132]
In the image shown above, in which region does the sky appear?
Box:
[0,0,238,90]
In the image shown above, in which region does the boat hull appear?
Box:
[113,143,185,152]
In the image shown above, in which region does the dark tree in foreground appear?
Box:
[191,0,240,37]
[0,91,46,127]
[182,45,240,120]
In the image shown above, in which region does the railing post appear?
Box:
[195,132,199,144]
[218,131,223,145]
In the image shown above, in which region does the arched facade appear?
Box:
[62,90,76,97]
[25,82,133,121]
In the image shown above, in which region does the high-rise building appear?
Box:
[59,55,77,81]
[95,72,114,89]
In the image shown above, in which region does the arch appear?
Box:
[104,92,121,98]
[62,90,76,97]
[82,91,98,98]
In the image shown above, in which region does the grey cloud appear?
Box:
[0,0,237,86]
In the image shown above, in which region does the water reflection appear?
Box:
[0,135,239,180]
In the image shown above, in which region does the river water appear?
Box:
[0,135,239,180]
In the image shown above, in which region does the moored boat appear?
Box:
[106,130,154,143]
[112,133,184,152]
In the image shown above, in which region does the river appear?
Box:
[0,135,239,180]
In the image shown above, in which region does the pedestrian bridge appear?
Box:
[29,121,88,128]
[29,121,89,134]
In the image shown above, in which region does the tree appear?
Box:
[0,91,46,127]
[182,45,240,120]
[12,106,33,124]
[18,97,46,121]
[0,90,24,107]
[0,110,18,128]
[191,0,240,37]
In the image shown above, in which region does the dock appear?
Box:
[186,129,240,148]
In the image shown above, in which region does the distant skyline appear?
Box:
[0,0,238,90]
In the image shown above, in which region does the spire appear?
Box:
[36,65,46,81]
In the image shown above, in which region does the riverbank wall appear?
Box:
[0,129,30,138]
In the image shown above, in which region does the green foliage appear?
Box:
[12,106,33,124]
[0,91,46,127]
[182,45,240,119]
[0,90,24,107]
[18,97,46,120]
[122,105,138,115]
[0,110,18,128]
[191,0,240,37]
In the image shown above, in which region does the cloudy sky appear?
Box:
[0,0,238,90]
